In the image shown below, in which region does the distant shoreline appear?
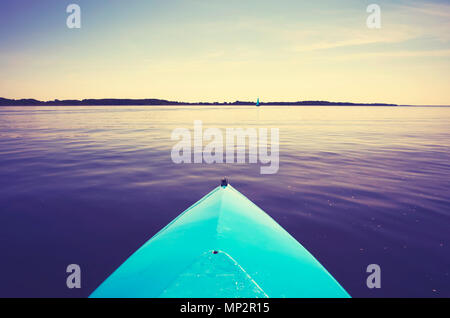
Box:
[0,97,397,107]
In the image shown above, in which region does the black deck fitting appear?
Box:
[221,177,228,187]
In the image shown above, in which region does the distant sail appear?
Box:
[256,98,260,107]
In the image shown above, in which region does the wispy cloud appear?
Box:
[288,1,450,53]
[392,1,450,42]
[331,49,450,60]
[291,25,420,52]
[400,1,450,19]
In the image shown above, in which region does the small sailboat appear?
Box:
[256,98,260,107]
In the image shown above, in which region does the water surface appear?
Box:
[0,105,449,297]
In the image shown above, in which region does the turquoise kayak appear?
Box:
[90,180,350,298]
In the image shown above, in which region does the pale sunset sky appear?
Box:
[1,0,449,105]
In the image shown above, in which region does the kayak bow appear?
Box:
[90,181,350,298]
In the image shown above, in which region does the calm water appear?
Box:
[0,105,449,297]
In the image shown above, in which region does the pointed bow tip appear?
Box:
[221,177,228,187]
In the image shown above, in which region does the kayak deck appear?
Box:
[161,250,268,298]
[90,184,350,298]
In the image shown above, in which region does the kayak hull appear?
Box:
[90,185,350,298]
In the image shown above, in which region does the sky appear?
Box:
[0,0,449,105]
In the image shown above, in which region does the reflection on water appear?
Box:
[0,105,449,297]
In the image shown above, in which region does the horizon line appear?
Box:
[0,97,399,106]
